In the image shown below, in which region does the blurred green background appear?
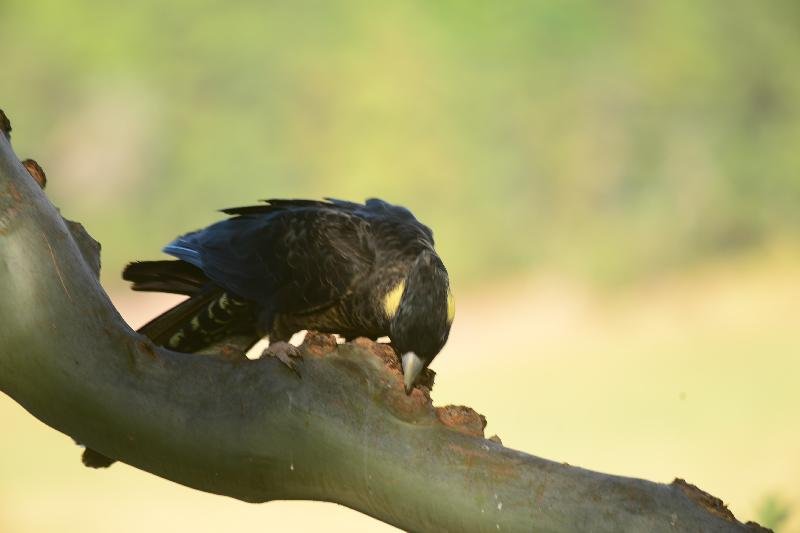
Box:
[1,1,798,531]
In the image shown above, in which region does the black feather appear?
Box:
[137,289,222,347]
[123,260,208,296]
[164,203,377,315]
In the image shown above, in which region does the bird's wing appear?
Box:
[164,203,375,315]
[221,198,434,246]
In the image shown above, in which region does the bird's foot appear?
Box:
[262,341,302,376]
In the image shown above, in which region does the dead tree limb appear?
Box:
[0,110,768,532]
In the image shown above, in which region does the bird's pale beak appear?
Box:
[401,352,424,395]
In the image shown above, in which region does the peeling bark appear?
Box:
[0,110,770,532]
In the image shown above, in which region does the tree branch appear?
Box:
[0,111,768,532]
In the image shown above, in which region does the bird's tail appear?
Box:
[123,259,208,296]
[123,260,257,351]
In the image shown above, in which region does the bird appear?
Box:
[126,197,454,391]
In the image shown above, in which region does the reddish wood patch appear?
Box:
[301,330,338,357]
[672,478,736,523]
[436,405,487,437]
[22,159,47,189]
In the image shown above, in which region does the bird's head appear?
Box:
[385,249,454,394]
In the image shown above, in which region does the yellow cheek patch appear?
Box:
[447,291,456,323]
[384,279,406,318]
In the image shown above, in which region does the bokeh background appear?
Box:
[1,1,799,531]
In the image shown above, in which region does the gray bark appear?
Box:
[0,113,768,532]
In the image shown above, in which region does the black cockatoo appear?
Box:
[127,198,454,391]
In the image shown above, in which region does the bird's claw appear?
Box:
[262,341,302,376]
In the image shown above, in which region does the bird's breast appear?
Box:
[272,294,388,341]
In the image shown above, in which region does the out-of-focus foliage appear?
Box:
[758,494,791,531]
[756,494,792,532]
[1,0,799,286]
